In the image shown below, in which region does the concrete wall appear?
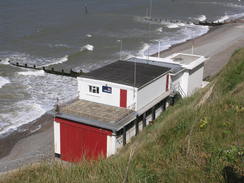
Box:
[137,74,168,111]
[77,77,136,110]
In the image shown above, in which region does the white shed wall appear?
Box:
[137,74,168,111]
[188,66,204,95]
[54,121,60,155]
[180,72,189,96]
[77,77,136,109]
[107,135,116,157]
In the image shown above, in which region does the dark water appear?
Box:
[0,0,244,135]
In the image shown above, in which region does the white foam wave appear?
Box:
[196,15,207,22]
[227,12,244,20]
[80,44,94,51]
[0,71,78,136]
[18,70,45,76]
[156,27,163,32]
[138,43,150,56]
[0,58,10,65]
[0,77,10,88]
[86,34,92,38]
[40,55,68,67]
[167,23,179,28]
[166,22,186,29]
[214,15,229,23]
[141,24,209,56]
[196,1,244,9]
[0,101,46,135]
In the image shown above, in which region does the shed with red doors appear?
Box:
[54,60,172,161]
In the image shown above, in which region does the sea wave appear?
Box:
[40,55,69,67]
[140,24,209,56]
[195,15,207,22]
[0,71,78,136]
[138,43,150,56]
[80,44,94,51]
[86,34,93,38]
[18,70,45,76]
[0,101,46,136]
[214,15,229,23]
[0,58,10,65]
[0,77,10,89]
[199,1,244,9]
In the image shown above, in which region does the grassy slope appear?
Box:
[1,49,244,183]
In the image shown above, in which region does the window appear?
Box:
[89,85,99,94]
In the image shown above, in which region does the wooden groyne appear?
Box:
[194,21,225,26]
[9,61,82,77]
[143,16,243,27]
[143,17,191,25]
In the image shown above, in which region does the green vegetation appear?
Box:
[1,49,244,183]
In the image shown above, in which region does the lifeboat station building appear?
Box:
[53,53,207,162]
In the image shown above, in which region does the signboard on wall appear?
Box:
[102,86,112,94]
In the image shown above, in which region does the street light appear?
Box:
[117,39,123,60]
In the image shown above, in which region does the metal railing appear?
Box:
[171,83,186,98]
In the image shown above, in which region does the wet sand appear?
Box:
[0,21,244,174]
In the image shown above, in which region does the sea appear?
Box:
[0,0,244,136]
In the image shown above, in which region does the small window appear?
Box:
[89,85,99,94]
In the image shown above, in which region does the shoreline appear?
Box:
[0,20,244,173]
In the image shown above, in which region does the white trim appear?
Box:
[54,121,60,154]
[107,135,116,157]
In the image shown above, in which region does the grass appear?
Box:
[1,49,244,183]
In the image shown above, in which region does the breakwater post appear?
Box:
[8,60,83,77]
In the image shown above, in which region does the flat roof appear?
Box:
[56,100,137,132]
[171,54,201,65]
[81,61,170,88]
[140,53,206,70]
[128,57,184,75]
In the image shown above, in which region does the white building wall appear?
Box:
[107,135,116,157]
[54,121,60,155]
[188,66,204,96]
[180,71,189,96]
[77,77,136,109]
[137,74,168,111]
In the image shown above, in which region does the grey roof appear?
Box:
[55,100,137,133]
[81,61,170,88]
[127,57,184,75]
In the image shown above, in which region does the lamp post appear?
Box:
[157,40,161,58]
[117,39,123,60]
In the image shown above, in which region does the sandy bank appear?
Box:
[0,21,244,174]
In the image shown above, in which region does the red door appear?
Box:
[56,118,111,162]
[120,89,127,108]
